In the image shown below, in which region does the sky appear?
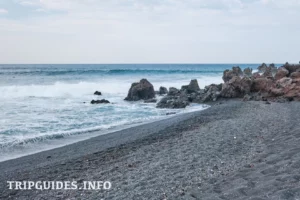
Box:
[0,0,299,64]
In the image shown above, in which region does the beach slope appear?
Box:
[1,100,300,200]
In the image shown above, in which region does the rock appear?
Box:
[220,84,239,98]
[158,86,168,95]
[181,79,200,93]
[232,66,243,76]
[251,78,273,93]
[276,77,293,88]
[262,66,273,77]
[258,63,268,73]
[252,72,261,79]
[243,68,252,77]
[144,99,157,103]
[290,72,300,79]
[201,84,222,102]
[275,67,289,80]
[168,87,180,96]
[94,91,102,95]
[156,96,189,109]
[270,63,277,73]
[124,79,155,101]
[261,64,277,77]
[269,77,300,100]
[91,99,110,104]
[220,76,252,98]
[283,63,300,75]
[222,66,242,82]
[283,84,300,100]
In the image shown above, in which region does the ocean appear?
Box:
[0,64,259,161]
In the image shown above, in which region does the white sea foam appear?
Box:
[0,68,223,161]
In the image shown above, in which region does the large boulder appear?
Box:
[201,84,222,102]
[168,87,180,96]
[261,64,277,78]
[124,79,155,101]
[243,68,252,77]
[258,63,268,73]
[284,84,300,100]
[251,78,273,93]
[276,77,293,88]
[262,66,273,77]
[283,63,300,75]
[232,66,243,76]
[181,79,200,93]
[222,66,242,82]
[269,78,292,97]
[156,96,189,109]
[220,76,252,98]
[274,67,289,80]
[290,72,300,79]
[272,76,300,100]
[158,86,168,95]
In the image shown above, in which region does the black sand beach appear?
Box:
[1,100,300,200]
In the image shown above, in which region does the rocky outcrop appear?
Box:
[262,64,277,78]
[124,62,299,109]
[223,67,243,82]
[158,86,168,95]
[91,99,110,104]
[201,84,222,102]
[291,72,300,79]
[94,91,102,95]
[221,78,242,98]
[156,95,189,109]
[283,63,300,75]
[124,79,155,101]
[258,63,268,73]
[168,87,180,96]
[219,63,300,102]
[156,79,221,108]
[275,67,289,80]
[181,79,200,94]
[243,68,252,77]
[156,84,192,109]
[251,78,273,93]
[220,67,253,98]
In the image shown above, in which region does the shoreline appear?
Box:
[0,101,215,170]
[0,103,209,163]
[1,100,300,199]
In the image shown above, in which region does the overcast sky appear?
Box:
[0,0,299,64]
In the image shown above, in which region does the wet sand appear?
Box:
[1,100,300,200]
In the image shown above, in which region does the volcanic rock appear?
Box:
[124,79,155,101]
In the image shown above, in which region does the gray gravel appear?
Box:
[0,100,300,200]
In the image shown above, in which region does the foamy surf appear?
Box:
[0,64,257,161]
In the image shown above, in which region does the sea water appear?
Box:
[0,64,259,161]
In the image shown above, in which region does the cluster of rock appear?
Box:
[90,91,110,104]
[155,79,224,108]
[220,63,300,102]
[124,63,300,109]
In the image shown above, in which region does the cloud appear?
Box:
[0,8,8,14]
[0,0,300,63]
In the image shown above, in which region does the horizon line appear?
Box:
[0,62,287,65]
